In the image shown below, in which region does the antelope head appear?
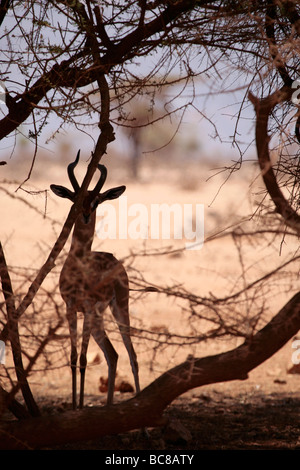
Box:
[50,150,126,222]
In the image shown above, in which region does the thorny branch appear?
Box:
[0,0,300,442]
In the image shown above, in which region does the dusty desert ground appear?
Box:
[1,153,300,450]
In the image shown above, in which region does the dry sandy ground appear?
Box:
[1,156,300,449]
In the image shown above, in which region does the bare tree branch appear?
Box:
[1,291,299,450]
[249,87,300,234]
[0,242,40,417]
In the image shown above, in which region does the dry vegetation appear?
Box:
[0,0,300,451]
[1,151,300,449]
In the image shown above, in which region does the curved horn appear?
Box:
[91,164,108,196]
[67,150,80,192]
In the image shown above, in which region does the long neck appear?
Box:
[70,210,96,256]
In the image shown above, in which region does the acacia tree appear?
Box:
[0,0,300,449]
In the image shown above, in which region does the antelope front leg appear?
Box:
[79,313,92,409]
[99,335,118,405]
[110,297,141,396]
[66,306,77,410]
[90,310,118,405]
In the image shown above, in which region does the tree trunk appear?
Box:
[1,291,300,449]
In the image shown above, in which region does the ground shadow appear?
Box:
[41,389,300,450]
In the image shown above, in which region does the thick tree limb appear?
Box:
[1,291,299,450]
[0,242,40,417]
[249,87,300,234]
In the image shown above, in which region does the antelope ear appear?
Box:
[100,185,126,202]
[50,184,75,201]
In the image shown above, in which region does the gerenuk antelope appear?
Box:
[51,151,140,409]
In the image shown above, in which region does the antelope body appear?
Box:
[51,151,140,409]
